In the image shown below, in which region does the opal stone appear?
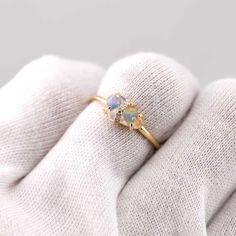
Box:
[107,94,126,110]
[121,105,143,129]
[123,106,138,123]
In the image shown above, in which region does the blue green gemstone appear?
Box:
[123,107,138,124]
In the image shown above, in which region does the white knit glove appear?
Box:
[0,53,235,236]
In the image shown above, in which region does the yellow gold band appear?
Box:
[138,126,160,149]
[91,95,160,149]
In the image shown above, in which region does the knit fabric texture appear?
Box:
[0,53,235,235]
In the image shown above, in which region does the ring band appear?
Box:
[91,93,160,149]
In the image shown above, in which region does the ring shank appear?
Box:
[91,95,160,149]
[138,126,160,149]
[91,95,106,105]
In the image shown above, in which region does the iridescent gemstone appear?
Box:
[107,94,126,110]
[121,105,143,129]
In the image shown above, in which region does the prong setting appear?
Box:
[104,106,111,114]
[129,123,134,130]
[105,93,143,130]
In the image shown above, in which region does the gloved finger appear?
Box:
[207,190,236,236]
[117,79,236,236]
[16,53,199,235]
[0,56,104,189]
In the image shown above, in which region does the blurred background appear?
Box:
[0,0,235,86]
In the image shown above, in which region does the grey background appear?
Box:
[0,0,235,86]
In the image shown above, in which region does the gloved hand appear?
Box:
[0,53,235,236]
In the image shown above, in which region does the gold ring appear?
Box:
[91,93,160,149]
